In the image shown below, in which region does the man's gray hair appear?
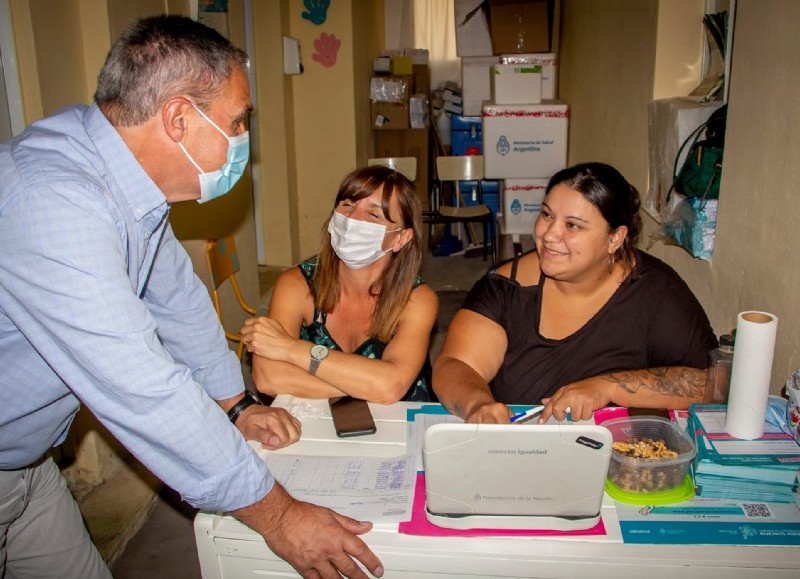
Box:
[95,14,248,127]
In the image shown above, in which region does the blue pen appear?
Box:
[510,405,544,423]
[510,405,572,423]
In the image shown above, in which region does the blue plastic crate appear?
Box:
[457,180,500,216]
[450,116,483,156]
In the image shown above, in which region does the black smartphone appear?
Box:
[328,396,377,438]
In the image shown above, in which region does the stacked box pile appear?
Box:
[454,0,567,238]
[371,49,432,199]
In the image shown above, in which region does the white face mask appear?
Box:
[327,212,402,270]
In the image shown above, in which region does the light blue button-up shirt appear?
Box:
[0,104,273,512]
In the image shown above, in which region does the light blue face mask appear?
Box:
[178,103,250,203]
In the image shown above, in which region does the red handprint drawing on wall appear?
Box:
[312,32,340,67]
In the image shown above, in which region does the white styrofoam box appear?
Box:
[455,0,493,56]
[461,56,500,116]
[404,48,430,65]
[501,53,558,99]
[482,101,569,179]
[646,97,725,218]
[502,178,548,235]
[490,64,542,105]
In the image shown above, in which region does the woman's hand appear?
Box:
[464,401,514,424]
[539,377,614,423]
[241,316,296,362]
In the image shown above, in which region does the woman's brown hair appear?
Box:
[314,165,423,343]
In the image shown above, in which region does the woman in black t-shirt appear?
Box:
[433,162,717,424]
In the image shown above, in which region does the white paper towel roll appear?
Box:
[724,311,779,439]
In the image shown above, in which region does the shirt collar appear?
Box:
[85,103,168,223]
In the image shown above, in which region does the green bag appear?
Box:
[668,104,728,202]
[675,140,723,200]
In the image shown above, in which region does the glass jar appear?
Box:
[706,334,734,404]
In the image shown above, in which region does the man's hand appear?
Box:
[236,405,301,450]
[234,483,384,578]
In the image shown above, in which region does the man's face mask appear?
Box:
[178,102,250,203]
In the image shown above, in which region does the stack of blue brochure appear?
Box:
[687,397,800,503]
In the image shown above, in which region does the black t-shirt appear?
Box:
[461,250,718,404]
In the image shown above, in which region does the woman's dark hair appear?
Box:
[546,162,642,274]
[315,165,423,342]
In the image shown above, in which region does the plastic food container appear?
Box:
[603,416,697,504]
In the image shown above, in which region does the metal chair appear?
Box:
[206,236,257,360]
[367,157,418,180]
[423,155,497,263]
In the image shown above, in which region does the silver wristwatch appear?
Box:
[309,344,329,375]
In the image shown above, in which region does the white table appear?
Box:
[195,396,800,578]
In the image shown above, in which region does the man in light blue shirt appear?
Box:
[0,15,383,579]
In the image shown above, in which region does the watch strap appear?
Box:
[227,390,262,424]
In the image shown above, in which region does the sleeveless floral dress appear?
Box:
[298,257,435,402]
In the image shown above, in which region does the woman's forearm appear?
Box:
[602,366,706,409]
[433,355,498,419]
[252,357,345,399]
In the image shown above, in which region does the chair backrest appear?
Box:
[206,236,241,291]
[206,236,256,360]
[368,157,418,180]
[436,155,484,182]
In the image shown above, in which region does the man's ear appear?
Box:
[161,97,193,143]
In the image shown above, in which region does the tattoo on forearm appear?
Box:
[602,367,705,398]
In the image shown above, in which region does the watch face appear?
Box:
[311,345,329,361]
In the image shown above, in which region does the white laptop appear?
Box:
[423,423,612,530]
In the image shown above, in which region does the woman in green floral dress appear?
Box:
[242,165,438,402]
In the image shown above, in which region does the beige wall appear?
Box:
[255,0,383,265]
[560,0,800,394]
[290,1,357,258]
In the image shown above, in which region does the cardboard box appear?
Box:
[455,0,494,56]
[490,64,542,104]
[646,98,726,217]
[374,129,431,203]
[501,178,547,235]
[373,57,391,73]
[482,101,569,178]
[490,0,550,55]
[461,56,500,116]
[501,53,558,99]
[391,56,413,76]
[371,102,410,130]
[370,75,411,103]
[412,64,431,97]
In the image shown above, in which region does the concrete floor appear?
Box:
[108,243,509,577]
